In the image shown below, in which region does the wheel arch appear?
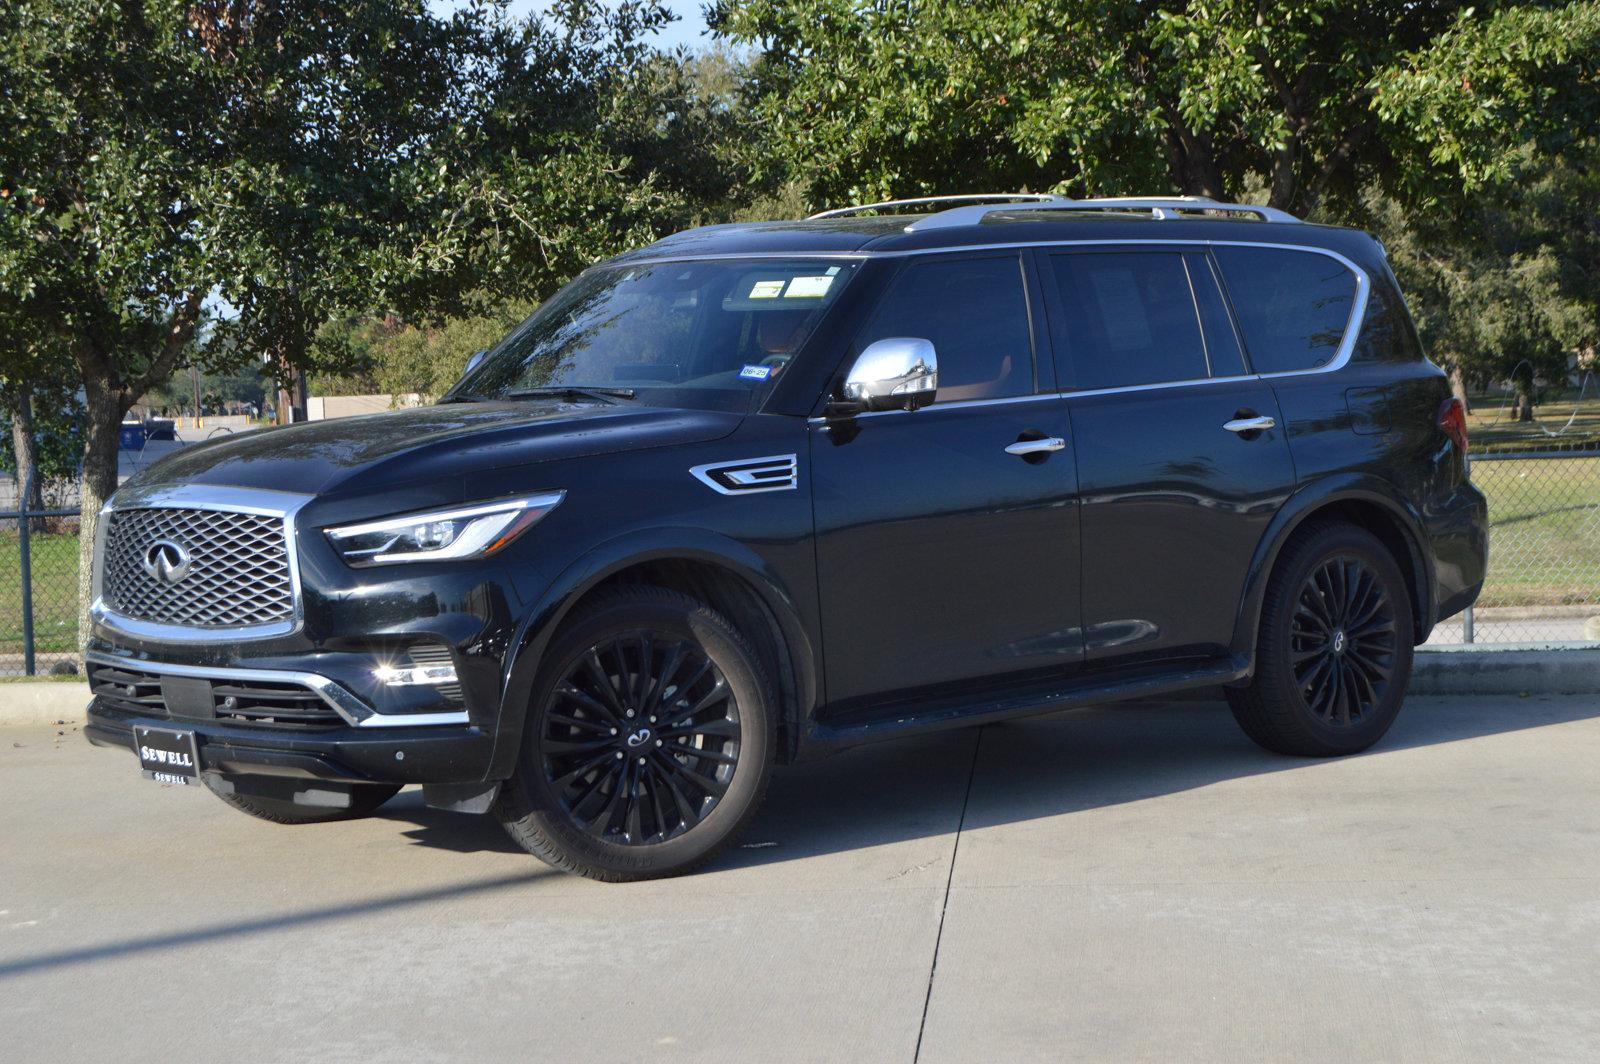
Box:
[488,529,818,779]
[1231,477,1436,669]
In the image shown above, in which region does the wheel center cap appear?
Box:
[1332,630,1347,655]
[625,727,653,749]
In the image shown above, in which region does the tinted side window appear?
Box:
[1047,252,1208,390]
[1214,247,1358,373]
[858,256,1033,402]
[1187,253,1246,377]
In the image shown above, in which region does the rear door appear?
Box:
[809,252,1083,710]
[1039,246,1295,664]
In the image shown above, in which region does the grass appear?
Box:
[0,532,82,655]
[1471,455,1600,607]
[1467,392,1600,454]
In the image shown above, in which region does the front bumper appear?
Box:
[85,698,495,785]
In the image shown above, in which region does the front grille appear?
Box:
[102,507,294,629]
[87,663,344,729]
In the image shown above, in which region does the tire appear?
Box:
[1227,521,1415,757]
[494,586,776,882]
[202,773,402,824]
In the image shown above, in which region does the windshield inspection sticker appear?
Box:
[783,275,834,299]
[748,280,785,299]
[739,364,774,381]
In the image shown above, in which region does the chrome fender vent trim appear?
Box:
[690,454,799,495]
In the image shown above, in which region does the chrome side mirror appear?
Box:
[462,349,488,378]
[840,337,938,412]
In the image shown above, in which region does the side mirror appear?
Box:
[462,349,488,378]
[838,337,938,412]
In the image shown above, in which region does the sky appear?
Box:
[436,1,714,51]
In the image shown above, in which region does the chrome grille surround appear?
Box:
[92,484,311,641]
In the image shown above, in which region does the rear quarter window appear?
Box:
[1214,247,1360,374]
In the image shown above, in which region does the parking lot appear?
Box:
[4,692,1599,1062]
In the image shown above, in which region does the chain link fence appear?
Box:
[1,443,1596,677]
[1427,447,1600,646]
[2,470,84,676]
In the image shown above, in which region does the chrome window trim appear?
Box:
[808,392,1061,424]
[92,484,311,643]
[784,238,1366,421]
[84,651,472,729]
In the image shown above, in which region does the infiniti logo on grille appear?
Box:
[141,539,193,585]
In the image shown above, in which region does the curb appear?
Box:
[0,683,89,727]
[1412,645,1600,696]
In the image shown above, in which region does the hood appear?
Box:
[132,401,743,495]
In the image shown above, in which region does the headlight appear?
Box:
[325,492,564,566]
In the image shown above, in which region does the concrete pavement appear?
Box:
[3,694,1599,1062]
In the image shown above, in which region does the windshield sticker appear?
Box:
[783,275,834,299]
[739,364,774,381]
[748,280,785,299]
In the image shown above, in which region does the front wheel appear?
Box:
[1227,521,1414,757]
[494,587,776,881]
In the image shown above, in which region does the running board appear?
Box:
[804,656,1251,755]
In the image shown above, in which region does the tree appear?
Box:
[1370,142,1600,419]
[711,1,1600,217]
[0,0,688,646]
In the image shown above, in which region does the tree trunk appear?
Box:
[75,374,129,653]
[1449,364,1469,413]
[10,384,45,527]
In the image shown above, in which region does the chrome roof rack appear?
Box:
[904,195,1301,231]
[809,193,1065,220]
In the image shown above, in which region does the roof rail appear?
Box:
[903,196,1301,231]
[809,193,1065,220]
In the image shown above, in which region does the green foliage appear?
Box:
[712,1,1600,216]
[1373,3,1600,189]
[1367,142,1600,396]
[312,304,533,401]
[0,383,83,484]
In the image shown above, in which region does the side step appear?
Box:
[804,656,1251,754]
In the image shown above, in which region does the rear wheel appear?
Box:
[1227,521,1414,756]
[202,773,401,824]
[494,586,776,881]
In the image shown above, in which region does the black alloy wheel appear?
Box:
[494,586,775,881]
[541,633,741,845]
[1227,521,1414,757]
[1290,554,1398,726]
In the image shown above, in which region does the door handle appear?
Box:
[1005,437,1067,456]
[1222,416,1276,434]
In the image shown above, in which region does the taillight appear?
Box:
[1437,397,1469,453]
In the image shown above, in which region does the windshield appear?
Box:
[448,258,859,412]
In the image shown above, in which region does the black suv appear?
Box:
[85,195,1487,880]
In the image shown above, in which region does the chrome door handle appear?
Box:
[1005,437,1067,456]
[1223,416,1276,434]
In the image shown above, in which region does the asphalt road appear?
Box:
[4,693,1599,1063]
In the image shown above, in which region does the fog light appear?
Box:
[374,663,459,687]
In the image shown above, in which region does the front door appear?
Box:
[1039,246,1296,664]
[809,252,1083,711]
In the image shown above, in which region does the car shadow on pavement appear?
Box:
[5,694,1592,983]
[373,693,1600,872]
[710,693,1600,871]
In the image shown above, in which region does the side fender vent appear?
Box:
[690,454,799,495]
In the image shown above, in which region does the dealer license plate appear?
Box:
[134,726,201,785]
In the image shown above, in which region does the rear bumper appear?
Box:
[85,700,495,785]
[1426,480,1489,628]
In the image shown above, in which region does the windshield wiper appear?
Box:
[503,386,637,404]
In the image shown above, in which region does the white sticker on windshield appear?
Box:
[783,275,834,299]
[749,280,785,299]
